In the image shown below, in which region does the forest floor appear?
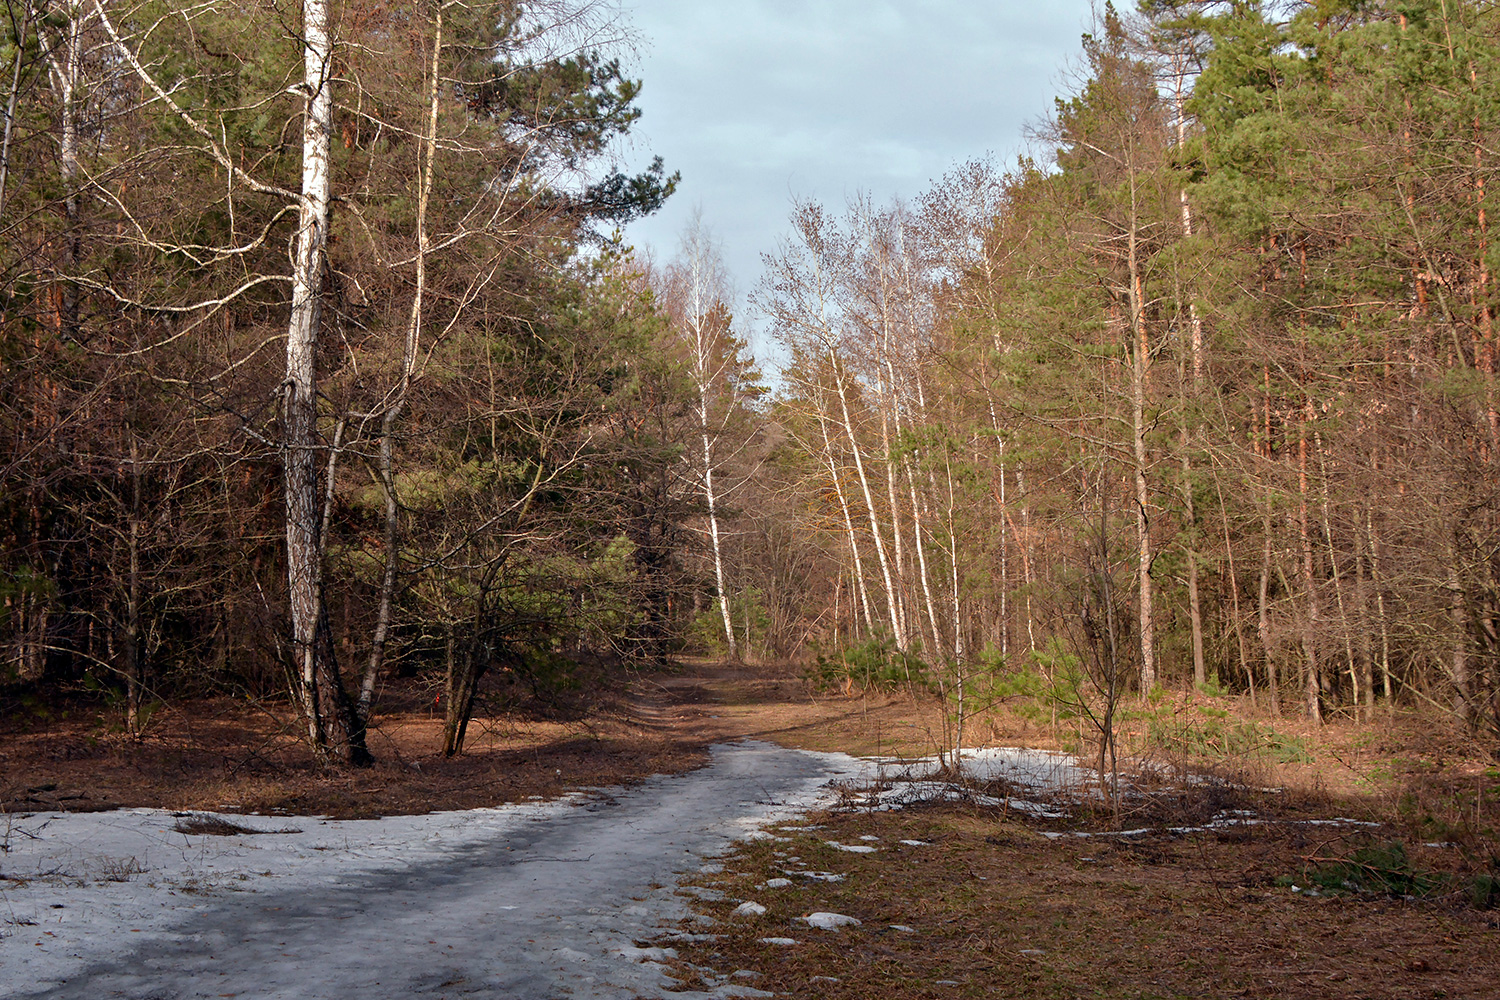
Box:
[3,661,1499,998]
[0,660,966,818]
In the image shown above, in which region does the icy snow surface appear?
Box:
[0,742,1073,998]
[823,841,877,854]
[834,746,1085,814]
[799,912,861,930]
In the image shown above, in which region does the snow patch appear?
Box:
[0,741,881,1000]
[824,840,878,853]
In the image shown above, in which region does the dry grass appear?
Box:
[0,673,713,818]
[657,795,1499,999]
[0,660,964,818]
[3,660,1497,996]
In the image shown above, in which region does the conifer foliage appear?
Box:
[762,0,1500,747]
[0,0,693,757]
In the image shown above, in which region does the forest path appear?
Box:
[6,740,875,1000]
[614,658,951,761]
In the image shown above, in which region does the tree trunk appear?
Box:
[441,626,482,757]
[1366,507,1393,702]
[1174,76,1206,691]
[1183,440,1205,689]
[1354,520,1375,719]
[1018,463,1036,653]
[1217,476,1254,707]
[284,0,369,765]
[1259,501,1280,716]
[817,404,874,634]
[1315,435,1358,720]
[1448,559,1473,724]
[1127,207,1155,696]
[361,5,444,718]
[1298,404,1322,725]
[703,425,737,659]
[59,3,81,337]
[124,434,144,736]
[906,374,946,660]
[830,350,904,650]
[0,3,31,218]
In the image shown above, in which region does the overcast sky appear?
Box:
[617,0,1098,345]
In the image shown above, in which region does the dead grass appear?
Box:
[657,798,1499,999]
[0,660,965,819]
[0,673,713,818]
[3,659,1498,996]
[171,813,302,836]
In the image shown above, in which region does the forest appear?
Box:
[3,0,1500,765]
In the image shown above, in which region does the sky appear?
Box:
[617,0,1099,346]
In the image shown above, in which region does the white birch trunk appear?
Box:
[817,403,874,634]
[43,0,85,335]
[283,0,365,761]
[873,299,907,645]
[691,261,738,660]
[830,349,905,652]
[0,3,32,218]
[1127,204,1156,696]
[702,421,736,659]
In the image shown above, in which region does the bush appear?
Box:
[1146,708,1314,764]
[810,635,928,693]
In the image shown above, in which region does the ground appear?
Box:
[2,661,1498,998]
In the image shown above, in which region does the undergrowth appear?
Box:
[1145,708,1315,764]
[1281,839,1500,910]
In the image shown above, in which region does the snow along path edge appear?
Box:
[0,742,910,998]
[0,742,1077,999]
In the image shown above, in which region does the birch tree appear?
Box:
[662,216,757,659]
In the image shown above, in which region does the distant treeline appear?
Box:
[5,0,1499,758]
[756,0,1500,745]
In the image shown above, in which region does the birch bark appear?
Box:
[283,0,368,763]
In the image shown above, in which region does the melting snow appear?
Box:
[0,741,882,999]
[824,841,878,853]
[0,741,1096,999]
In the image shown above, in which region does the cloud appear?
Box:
[619,0,1096,349]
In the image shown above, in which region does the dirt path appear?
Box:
[0,662,1050,998]
[4,741,881,999]
[0,661,954,820]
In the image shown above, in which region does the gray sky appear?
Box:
[618,0,1097,342]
